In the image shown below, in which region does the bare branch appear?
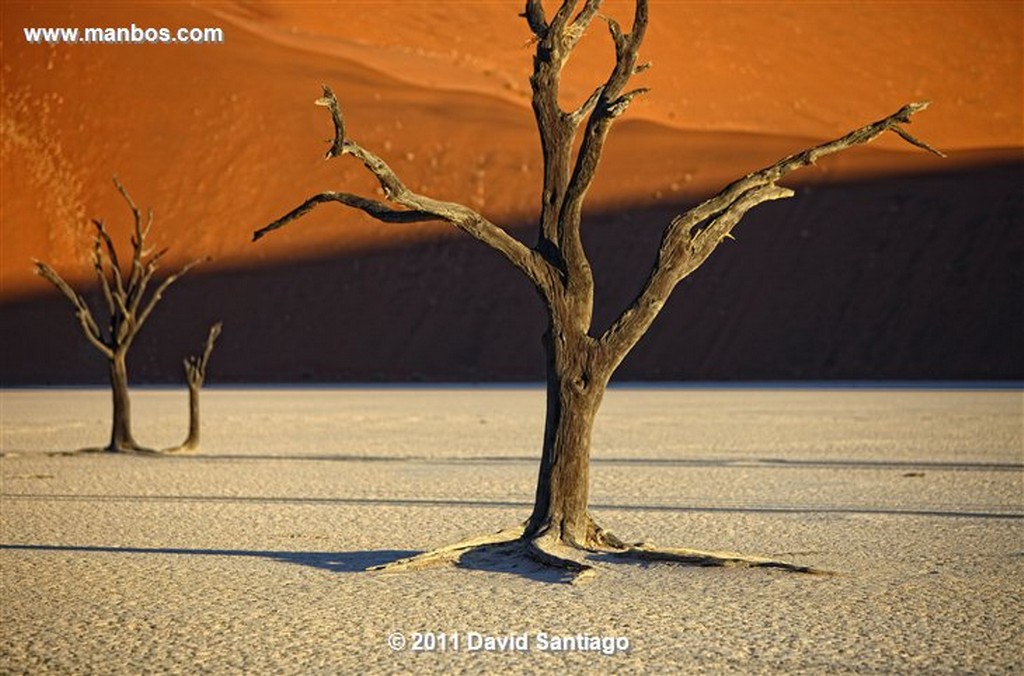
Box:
[890,124,946,158]
[134,258,204,340]
[681,184,796,272]
[112,176,151,299]
[599,102,941,365]
[255,88,553,292]
[674,102,938,237]
[253,192,438,243]
[522,0,548,38]
[91,237,116,318]
[146,247,170,268]
[607,86,649,117]
[604,14,624,48]
[33,259,113,358]
[534,0,648,322]
[316,84,347,159]
[92,220,125,299]
[33,259,83,312]
[112,174,140,222]
[201,321,222,372]
[568,85,604,125]
[571,1,603,29]
[126,247,167,317]
[185,321,222,387]
[548,1,582,41]
[565,0,603,51]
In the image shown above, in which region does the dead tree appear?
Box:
[255,0,942,581]
[168,321,222,453]
[34,177,203,453]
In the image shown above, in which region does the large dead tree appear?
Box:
[34,177,203,453]
[255,0,942,581]
[167,321,222,453]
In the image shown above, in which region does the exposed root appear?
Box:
[48,444,163,457]
[161,443,199,455]
[608,543,833,575]
[525,532,596,584]
[369,522,830,583]
[368,526,525,574]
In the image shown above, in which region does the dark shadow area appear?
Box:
[454,542,579,583]
[4,493,1020,520]
[0,543,416,573]
[3,161,1021,384]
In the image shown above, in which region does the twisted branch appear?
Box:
[254,87,552,291]
[600,102,942,364]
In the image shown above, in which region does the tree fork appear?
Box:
[34,176,204,454]
[169,321,222,453]
[257,0,940,581]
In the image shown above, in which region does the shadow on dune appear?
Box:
[2,161,1021,384]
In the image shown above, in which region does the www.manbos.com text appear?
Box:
[23,24,225,45]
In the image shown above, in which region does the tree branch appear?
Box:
[568,85,604,126]
[133,258,204,341]
[522,0,548,38]
[254,87,553,292]
[600,101,941,365]
[112,175,151,297]
[548,0,583,42]
[185,321,222,387]
[91,237,116,319]
[127,247,167,318]
[563,0,648,221]
[316,85,347,159]
[554,0,649,326]
[565,0,603,52]
[92,219,126,301]
[33,259,113,358]
[253,192,437,243]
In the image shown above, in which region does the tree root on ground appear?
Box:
[370,525,831,584]
[160,443,200,455]
[48,444,165,457]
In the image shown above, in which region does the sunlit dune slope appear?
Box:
[1,1,1021,382]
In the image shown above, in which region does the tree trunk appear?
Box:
[181,381,201,450]
[524,322,607,547]
[107,352,137,451]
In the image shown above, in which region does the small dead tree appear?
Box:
[168,321,222,453]
[34,177,203,453]
[255,0,942,581]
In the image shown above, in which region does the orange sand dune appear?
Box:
[212,1,1023,148]
[3,2,1020,292]
[1,1,1021,382]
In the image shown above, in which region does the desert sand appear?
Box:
[2,387,1022,673]
[3,3,1022,673]
[2,2,1022,383]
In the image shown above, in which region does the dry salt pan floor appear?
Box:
[1,387,1022,674]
